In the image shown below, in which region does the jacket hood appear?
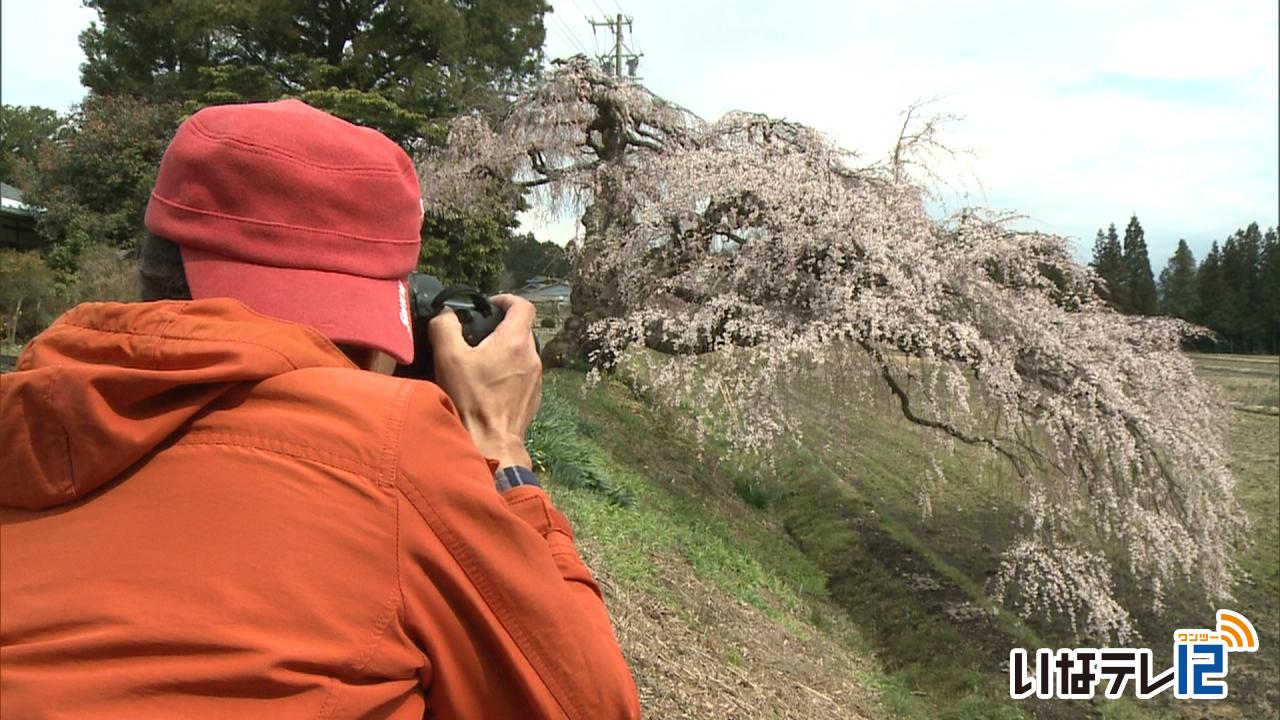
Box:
[0,299,355,510]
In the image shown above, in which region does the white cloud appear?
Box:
[1097,1,1278,82]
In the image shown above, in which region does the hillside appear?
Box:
[535,354,1279,719]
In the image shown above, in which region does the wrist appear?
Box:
[469,432,531,469]
[490,450,533,469]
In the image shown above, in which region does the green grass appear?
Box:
[539,371,938,719]
[1190,353,1280,408]
[527,392,635,506]
[541,372,828,618]
[542,370,1031,718]
[538,352,1278,719]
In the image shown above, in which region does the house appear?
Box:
[1,183,44,252]
[515,278,571,330]
[518,281,571,304]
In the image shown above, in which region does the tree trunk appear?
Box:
[542,171,635,368]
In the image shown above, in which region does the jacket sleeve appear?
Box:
[392,381,641,719]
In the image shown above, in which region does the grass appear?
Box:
[538,371,934,718]
[537,352,1277,719]
[540,372,828,619]
[1189,353,1280,408]
[527,392,635,506]
[772,354,1277,719]
[541,370,1014,718]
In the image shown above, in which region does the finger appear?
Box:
[488,294,536,340]
[427,310,468,357]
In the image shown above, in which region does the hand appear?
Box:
[428,294,541,469]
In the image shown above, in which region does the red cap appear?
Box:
[145,99,422,363]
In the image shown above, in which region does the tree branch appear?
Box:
[860,340,1031,478]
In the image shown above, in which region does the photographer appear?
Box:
[0,100,641,719]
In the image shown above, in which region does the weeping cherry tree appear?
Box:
[417,57,1242,641]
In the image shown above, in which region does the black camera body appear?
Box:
[393,273,505,381]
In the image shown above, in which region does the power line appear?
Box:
[549,23,581,56]
[548,12,590,57]
[565,0,600,55]
[550,13,587,54]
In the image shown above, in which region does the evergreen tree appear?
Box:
[29,0,551,291]
[1195,241,1236,349]
[502,234,570,289]
[1090,224,1127,311]
[1219,225,1262,351]
[1157,239,1198,320]
[1237,223,1264,352]
[1122,214,1157,315]
[79,0,550,144]
[1259,227,1280,354]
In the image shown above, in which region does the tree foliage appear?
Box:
[80,0,549,144]
[1259,227,1280,353]
[1089,223,1125,310]
[1156,239,1197,320]
[418,57,1241,639]
[1186,222,1277,353]
[503,233,570,289]
[0,250,59,344]
[419,208,512,293]
[1108,220,1278,353]
[1121,215,1157,315]
[69,0,551,291]
[17,95,186,278]
[1090,216,1158,315]
[0,105,65,186]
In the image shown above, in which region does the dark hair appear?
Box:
[139,232,192,301]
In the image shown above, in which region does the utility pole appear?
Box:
[589,12,642,80]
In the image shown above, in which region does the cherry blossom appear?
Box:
[417,57,1241,641]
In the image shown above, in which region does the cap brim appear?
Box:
[181,246,414,364]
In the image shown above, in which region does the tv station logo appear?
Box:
[1010,610,1259,700]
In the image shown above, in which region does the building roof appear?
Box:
[519,283,572,303]
[1,183,33,215]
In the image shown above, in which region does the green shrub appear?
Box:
[68,243,138,304]
[0,249,59,344]
[528,394,634,506]
[733,474,782,510]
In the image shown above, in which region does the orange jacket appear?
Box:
[0,300,641,719]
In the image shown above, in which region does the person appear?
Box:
[0,99,641,719]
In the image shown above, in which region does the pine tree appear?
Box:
[41,0,551,289]
[1195,242,1236,349]
[79,0,549,144]
[1237,223,1264,352]
[1157,239,1198,320]
[1122,214,1158,315]
[1219,225,1263,351]
[1259,227,1280,354]
[1090,224,1128,311]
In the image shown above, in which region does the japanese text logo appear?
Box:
[1010,610,1259,700]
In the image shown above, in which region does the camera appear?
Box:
[393,273,506,381]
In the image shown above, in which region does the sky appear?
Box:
[2,0,1276,265]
